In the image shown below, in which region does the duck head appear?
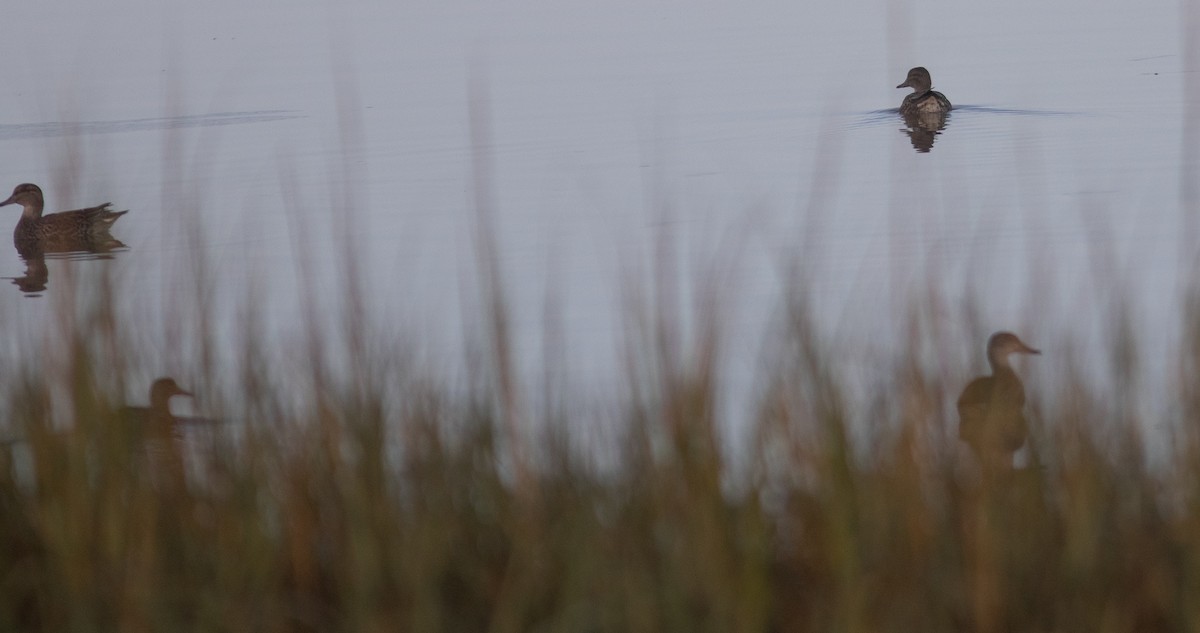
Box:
[986,332,1041,369]
[0,183,45,218]
[896,67,934,94]
[149,377,193,411]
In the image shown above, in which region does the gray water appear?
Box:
[0,1,1195,443]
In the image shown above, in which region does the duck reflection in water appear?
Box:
[9,256,48,294]
[957,332,1040,476]
[0,183,128,295]
[895,67,952,153]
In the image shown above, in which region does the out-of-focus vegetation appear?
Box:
[1,251,1198,633]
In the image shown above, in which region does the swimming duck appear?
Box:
[896,67,952,115]
[0,183,127,253]
[957,332,1040,473]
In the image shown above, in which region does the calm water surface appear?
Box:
[0,1,1194,444]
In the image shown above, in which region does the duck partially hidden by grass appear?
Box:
[120,378,199,436]
[0,378,203,447]
[896,66,952,115]
[119,377,216,494]
[0,183,127,257]
[958,332,1040,475]
[1,378,212,491]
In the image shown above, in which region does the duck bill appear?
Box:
[1021,343,1042,355]
[0,194,14,207]
[896,80,911,89]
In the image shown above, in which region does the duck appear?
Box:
[0,183,127,254]
[119,377,196,437]
[957,332,1040,473]
[896,67,952,115]
[119,377,208,493]
[1,378,203,487]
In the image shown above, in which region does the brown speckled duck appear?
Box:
[0,183,127,253]
[896,67,952,115]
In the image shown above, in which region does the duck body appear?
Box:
[958,366,1027,455]
[0,183,127,254]
[957,332,1040,472]
[900,90,953,116]
[896,67,952,115]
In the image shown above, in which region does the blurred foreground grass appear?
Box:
[2,257,1200,633]
[7,232,1200,633]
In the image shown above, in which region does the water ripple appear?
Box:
[846,105,1081,130]
[0,110,303,141]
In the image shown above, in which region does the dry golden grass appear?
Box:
[0,251,1198,633]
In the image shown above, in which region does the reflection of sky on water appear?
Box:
[0,0,1193,451]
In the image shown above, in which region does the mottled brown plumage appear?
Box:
[958,332,1040,473]
[0,183,127,255]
